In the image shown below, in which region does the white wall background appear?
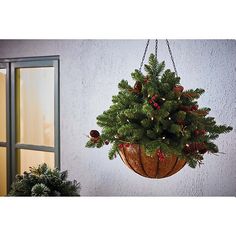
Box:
[0,40,235,196]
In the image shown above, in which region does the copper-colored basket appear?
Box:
[118,144,186,179]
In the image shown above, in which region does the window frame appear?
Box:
[0,56,60,192]
[0,62,11,193]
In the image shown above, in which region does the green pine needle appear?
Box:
[85,53,233,167]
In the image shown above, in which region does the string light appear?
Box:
[162,136,166,139]
[151,117,154,120]
[168,117,171,120]
[162,98,166,101]
[186,144,189,147]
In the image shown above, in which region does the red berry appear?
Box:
[105,140,109,145]
[194,129,206,136]
[143,76,149,84]
[156,149,161,155]
[151,95,158,100]
[200,130,206,135]
[153,103,160,110]
[159,156,165,161]
[125,143,130,147]
[194,130,200,136]
[149,99,153,104]
[118,143,124,149]
[158,153,165,161]
[191,105,199,111]
[90,130,100,138]
[156,149,165,161]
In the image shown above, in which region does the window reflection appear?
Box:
[0,147,7,196]
[0,69,6,142]
[16,149,54,175]
[16,67,54,147]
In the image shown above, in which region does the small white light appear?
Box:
[162,98,166,101]
[162,136,166,139]
[168,117,171,120]
[178,97,180,100]
[127,119,129,122]
[186,144,190,147]
[151,117,154,120]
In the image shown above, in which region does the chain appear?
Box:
[139,39,178,77]
[155,39,158,59]
[153,39,159,79]
[166,39,178,77]
[139,39,150,71]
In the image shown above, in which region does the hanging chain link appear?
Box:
[166,39,178,77]
[155,39,158,59]
[153,39,159,79]
[139,39,150,71]
[139,39,178,77]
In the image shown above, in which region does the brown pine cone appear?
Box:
[90,130,100,138]
[173,85,184,93]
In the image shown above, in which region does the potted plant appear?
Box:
[9,163,80,196]
[86,53,232,178]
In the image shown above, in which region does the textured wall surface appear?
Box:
[0,40,235,196]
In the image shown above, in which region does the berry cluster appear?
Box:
[143,76,150,84]
[118,143,131,149]
[148,95,160,110]
[156,149,165,161]
[89,130,109,145]
[194,129,206,136]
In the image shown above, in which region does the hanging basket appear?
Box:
[86,39,233,178]
[118,144,186,179]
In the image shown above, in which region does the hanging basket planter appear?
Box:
[118,144,186,178]
[85,39,232,179]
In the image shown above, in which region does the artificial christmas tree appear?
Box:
[86,40,233,178]
[9,164,80,196]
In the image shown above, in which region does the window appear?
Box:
[0,56,60,196]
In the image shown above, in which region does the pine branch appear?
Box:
[85,53,233,168]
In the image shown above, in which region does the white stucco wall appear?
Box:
[0,40,235,196]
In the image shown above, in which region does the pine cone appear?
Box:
[133,81,142,93]
[90,130,100,138]
[173,85,184,93]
